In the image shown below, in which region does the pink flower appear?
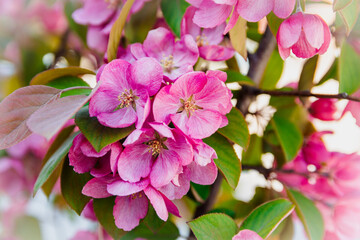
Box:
[277,12,331,59]
[342,90,360,127]
[82,176,180,231]
[187,0,295,31]
[181,6,234,61]
[117,123,193,188]
[232,229,263,240]
[302,131,332,168]
[130,27,199,81]
[69,134,122,177]
[153,70,232,139]
[309,99,337,121]
[89,58,163,129]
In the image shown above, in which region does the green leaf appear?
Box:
[122,206,180,240]
[65,1,87,44]
[239,199,294,239]
[271,113,303,161]
[33,132,78,195]
[338,0,359,34]
[316,59,338,86]
[61,157,92,215]
[189,213,237,240]
[160,0,189,37]
[93,197,126,240]
[339,41,360,94]
[203,132,241,189]
[125,0,158,43]
[242,134,262,166]
[46,76,91,97]
[75,107,135,152]
[286,189,324,240]
[41,125,76,196]
[298,55,318,105]
[333,0,353,11]
[225,70,254,85]
[191,183,210,202]
[30,67,95,85]
[259,50,284,90]
[218,107,249,149]
[229,16,247,59]
[107,0,136,61]
[267,12,284,36]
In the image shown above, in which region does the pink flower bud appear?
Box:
[277,12,331,59]
[309,99,337,121]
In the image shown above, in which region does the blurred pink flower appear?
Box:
[233,229,263,240]
[309,99,337,121]
[181,6,234,61]
[342,90,360,127]
[277,12,331,59]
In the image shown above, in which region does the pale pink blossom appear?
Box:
[130,27,199,81]
[89,58,163,129]
[342,90,360,127]
[181,6,234,61]
[187,0,295,32]
[153,70,232,139]
[277,12,331,59]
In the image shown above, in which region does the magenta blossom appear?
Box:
[130,27,199,81]
[181,6,234,61]
[302,131,332,168]
[69,134,122,177]
[82,176,180,231]
[72,0,150,52]
[277,12,331,60]
[153,70,232,139]
[232,229,263,240]
[187,0,295,31]
[117,123,193,188]
[309,99,338,121]
[89,58,163,129]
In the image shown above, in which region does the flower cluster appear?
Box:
[69,54,232,230]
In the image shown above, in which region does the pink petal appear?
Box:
[72,0,115,26]
[144,187,168,221]
[185,109,223,139]
[118,144,153,182]
[89,90,121,117]
[303,14,325,49]
[170,72,207,99]
[90,154,112,177]
[69,136,98,174]
[82,177,112,198]
[318,16,331,55]
[166,129,193,166]
[232,229,263,240]
[277,12,303,49]
[213,0,237,4]
[97,106,137,128]
[202,23,226,45]
[185,0,203,8]
[123,129,147,146]
[188,161,218,185]
[199,45,235,61]
[107,178,150,196]
[193,1,233,28]
[131,58,163,96]
[150,150,181,188]
[206,70,227,83]
[273,0,295,19]
[162,193,181,217]
[224,4,239,34]
[134,93,151,129]
[237,0,273,22]
[181,6,201,38]
[291,31,317,58]
[114,194,148,231]
[110,142,122,174]
[149,122,175,140]
[86,26,108,53]
[143,27,175,60]
[130,43,147,59]
[81,200,97,221]
[173,35,199,67]
[192,139,217,166]
[153,86,181,124]
[159,171,191,200]
[278,44,291,60]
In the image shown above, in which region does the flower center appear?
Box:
[178,95,203,117]
[160,55,174,73]
[131,192,143,200]
[195,33,209,47]
[105,0,122,8]
[146,140,162,156]
[115,89,138,111]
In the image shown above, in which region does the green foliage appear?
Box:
[286,189,324,240]
[259,50,284,90]
[188,213,238,240]
[339,41,360,94]
[33,133,78,195]
[61,157,92,215]
[239,199,294,238]
[298,55,318,105]
[160,0,189,37]
[242,134,262,166]
[93,197,126,239]
[337,0,359,34]
[225,70,254,85]
[30,67,95,85]
[218,107,250,149]
[333,0,353,11]
[204,133,241,189]
[46,76,91,97]
[267,12,284,36]
[75,107,135,152]
[271,113,303,161]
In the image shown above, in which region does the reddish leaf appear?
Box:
[0,86,61,149]
[27,84,99,140]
